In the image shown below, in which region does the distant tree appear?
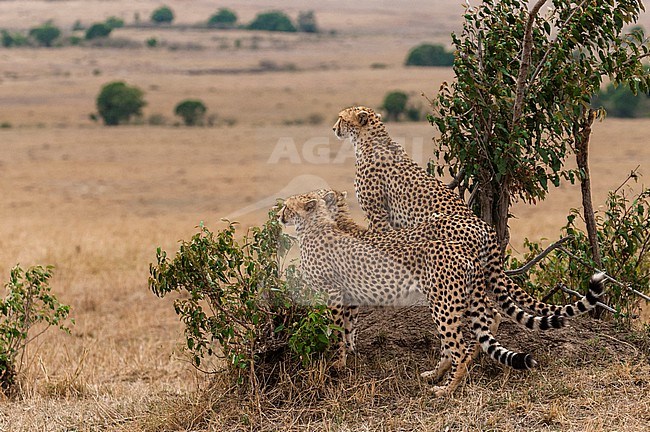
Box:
[151,6,174,24]
[1,30,14,47]
[405,43,454,66]
[593,83,650,118]
[208,8,237,28]
[382,91,409,121]
[248,11,296,32]
[175,99,207,126]
[29,23,61,47]
[96,81,146,126]
[297,11,318,33]
[85,23,113,40]
[105,16,125,29]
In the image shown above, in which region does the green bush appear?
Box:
[208,8,237,28]
[151,6,174,24]
[29,22,61,47]
[382,91,409,121]
[146,37,158,48]
[509,185,650,322]
[105,16,125,29]
[85,23,112,40]
[96,81,146,126]
[174,99,207,126]
[149,208,338,382]
[248,11,296,32]
[593,82,650,118]
[0,265,73,394]
[297,11,319,33]
[405,43,454,66]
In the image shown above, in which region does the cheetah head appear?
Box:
[332,106,383,140]
[314,189,349,218]
[278,192,323,227]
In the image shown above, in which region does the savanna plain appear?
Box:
[1,1,650,430]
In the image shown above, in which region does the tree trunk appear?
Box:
[477,173,511,258]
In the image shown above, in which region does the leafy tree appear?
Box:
[29,22,61,47]
[208,8,237,28]
[382,91,409,121]
[248,11,297,32]
[429,0,650,254]
[151,6,174,24]
[0,265,72,394]
[406,43,454,66]
[174,99,207,126]
[105,16,125,29]
[85,23,112,40]
[96,81,146,126]
[297,11,319,33]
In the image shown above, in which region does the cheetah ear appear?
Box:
[322,191,336,206]
[304,199,318,212]
[376,113,382,121]
[341,191,348,199]
[357,110,369,126]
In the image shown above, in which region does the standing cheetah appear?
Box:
[333,106,604,319]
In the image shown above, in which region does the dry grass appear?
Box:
[0,1,649,430]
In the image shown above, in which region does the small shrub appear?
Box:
[85,23,112,40]
[174,99,207,126]
[68,35,83,46]
[297,11,319,33]
[0,265,73,395]
[96,81,146,126]
[146,37,158,48]
[510,184,650,323]
[72,20,85,31]
[148,113,167,126]
[0,122,12,129]
[151,6,174,24]
[149,208,338,383]
[29,22,61,47]
[208,8,237,28]
[405,43,454,66]
[248,11,297,32]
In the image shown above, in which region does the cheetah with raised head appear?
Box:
[279,192,577,396]
[333,106,606,319]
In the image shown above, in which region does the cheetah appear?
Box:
[279,193,604,396]
[332,106,604,319]
[317,188,606,324]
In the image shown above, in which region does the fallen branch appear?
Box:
[505,236,573,276]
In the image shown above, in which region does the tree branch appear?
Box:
[447,167,466,190]
[512,0,548,124]
[574,109,603,269]
[505,236,573,276]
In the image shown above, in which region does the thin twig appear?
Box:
[505,236,573,276]
[557,246,650,302]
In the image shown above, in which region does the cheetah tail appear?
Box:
[495,289,566,331]
[470,316,537,370]
[497,270,607,320]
